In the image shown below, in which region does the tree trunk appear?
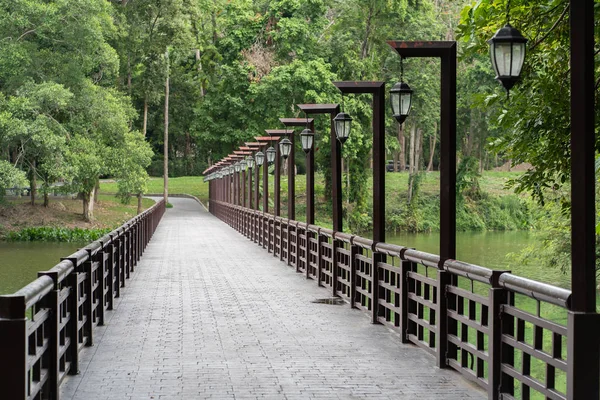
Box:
[44,191,49,207]
[137,193,143,214]
[164,50,170,204]
[94,180,99,203]
[409,125,416,174]
[127,55,132,94]
[29,160,36,206]
[393,150,399,172]
[416,128,423,173]
[398,123,405,171]
[195,49,206,97]
[83,187,95,222]
[360,5,374,60]
[142,98,148,137]
[427,122,437,172]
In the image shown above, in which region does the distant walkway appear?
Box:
[60,197,484,400]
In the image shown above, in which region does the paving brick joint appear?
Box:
[60,197,485,400]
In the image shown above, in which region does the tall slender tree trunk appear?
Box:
[137,193,143,214]
[416,128,423,172]
[127,55,132,94]
[94,180,99,203]
[195,49,206,97]
[398,123,405,171]
[427,122,437,171]
[164,49,169,204]
[83,187,95,222]
[44,191,49,207]
[142,98,148,137]
[29,161,36,206]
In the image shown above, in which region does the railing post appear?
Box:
[332,239,340,297]
[84,260,94,347]
[436,269,452,368]
[349,243,359,308]
[0,295,27,400]
[567,312,600,399]
[38,271,61,400]
[398,259,411,343]
[67,264,80,374]
[371,248,383,324]
[488,284,509,400]
[316,231,324,284]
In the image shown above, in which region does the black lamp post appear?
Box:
[488,24,527,92]
[388,40,457,369]
[280,118,314,225]
[296,104,342,232]
[266,130,291,218]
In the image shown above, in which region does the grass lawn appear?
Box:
[0,194,155,238]
[100,176,209,203]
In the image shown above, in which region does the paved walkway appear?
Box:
[61,197,484,400]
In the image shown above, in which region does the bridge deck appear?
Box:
[61,197,484,400]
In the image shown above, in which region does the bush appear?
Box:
[5,227,111,242]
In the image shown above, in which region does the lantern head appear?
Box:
[333,112,352,144]
[300,128,314,154]
[279,138,293,159]
[390,82,413,124]
[488,24,527,92]
[255,151,265,167]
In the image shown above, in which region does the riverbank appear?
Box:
[0,194,155,240]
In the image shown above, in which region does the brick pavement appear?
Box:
[60,197,485,400]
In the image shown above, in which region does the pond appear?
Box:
[385,230,570,289]
[0,242,82,295]
[0,230,569,297]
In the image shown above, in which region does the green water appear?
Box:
[0,242,82,295]
[385,230,571,289]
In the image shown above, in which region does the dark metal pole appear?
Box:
[569,0,596,313]
[567,1,600,399]
[440,45,457,262]
[372,88,385,243]
[330,105,342,232]
[241,169,246,207]
[307,120,315,224]
[248,165,253,209]
[333,82,386,242]
[254,160,260,211]
[263,151,269,213]
[274,144,281,216]
[288,130,295,221]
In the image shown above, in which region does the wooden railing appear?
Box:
[214,200,573,400]
[0,200,165,400]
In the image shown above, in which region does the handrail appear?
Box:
[498,273,571,308]
[0,198,166,399]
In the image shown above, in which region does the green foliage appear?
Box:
[5,226,111,242]
[456,156,482,200]
[0,160,27,201]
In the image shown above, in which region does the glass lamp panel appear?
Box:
[335,120,345,140]
[247,156,254,169]
[266,146,276,163]
[301,134,313,152]
[511,42,525,77]
[390,91,400,116]
[493,42,512,77]
[400,92,412,116]
[343,120,352,139]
